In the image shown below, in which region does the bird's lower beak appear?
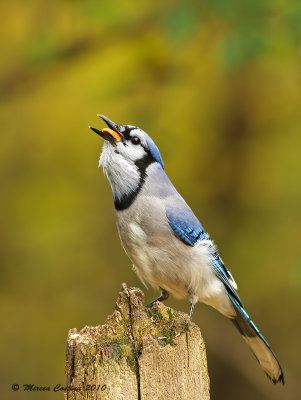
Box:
[89,115,123,144]
[89,126,122,143]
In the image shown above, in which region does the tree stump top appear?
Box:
[65,283,210,399]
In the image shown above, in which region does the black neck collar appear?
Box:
[114,153,156,211]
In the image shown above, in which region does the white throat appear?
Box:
[99,142,140,202]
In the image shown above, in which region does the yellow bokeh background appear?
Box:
[1,1,300,399]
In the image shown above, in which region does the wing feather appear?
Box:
[166,205,241,304]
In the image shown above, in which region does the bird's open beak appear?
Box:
[89,115,123,143]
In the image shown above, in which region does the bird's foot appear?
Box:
[145,288,169,308]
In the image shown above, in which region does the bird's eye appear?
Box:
[131,136,140,145]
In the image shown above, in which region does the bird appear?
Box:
[89,115,284,384]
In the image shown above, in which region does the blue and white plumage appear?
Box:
[90,115,284,384]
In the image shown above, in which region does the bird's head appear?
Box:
[89,115,164,209]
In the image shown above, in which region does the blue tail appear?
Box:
[226,289,284,384]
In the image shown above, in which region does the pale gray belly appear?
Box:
[114,196,234,316]
[115,207,215,301]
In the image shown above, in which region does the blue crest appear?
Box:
[145,133,164,169]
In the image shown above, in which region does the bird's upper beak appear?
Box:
[89,115,123,143]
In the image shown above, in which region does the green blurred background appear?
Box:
[1,0,300,399]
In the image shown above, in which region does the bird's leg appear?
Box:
[145,288,169,308]
[189,292,198,321]
[189,303,195,320]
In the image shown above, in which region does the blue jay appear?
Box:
[89,115,284,384]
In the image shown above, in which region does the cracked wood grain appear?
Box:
[65,283,210,400]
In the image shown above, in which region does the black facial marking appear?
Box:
[114,153,155,211]
[121,126,135,140]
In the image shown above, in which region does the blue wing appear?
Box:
[166,206,208,245]
[166,205,241,304]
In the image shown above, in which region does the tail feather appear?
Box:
[226,289,284,384]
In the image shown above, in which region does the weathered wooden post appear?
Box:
[65,283,210,399]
